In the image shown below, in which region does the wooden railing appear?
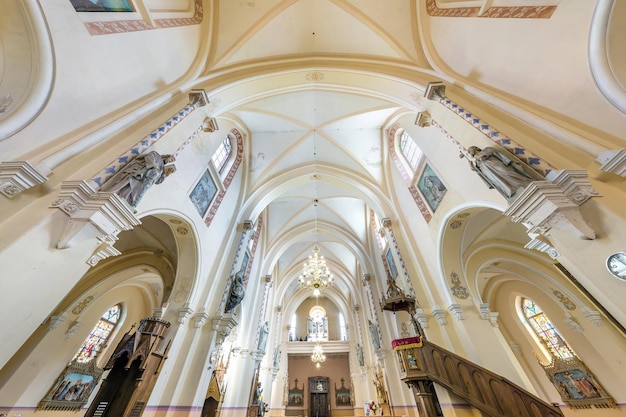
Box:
[395,338,564,417]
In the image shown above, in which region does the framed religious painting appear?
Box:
[39,360,103,410]
[544,357,615,409]
[70,0,133,12]
[287,380,304,406]
[417,163,447,212]
[189,169,218,217]
[385,248,398,279]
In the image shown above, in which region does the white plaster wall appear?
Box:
[424,0,626,141]
[0,0,203,161]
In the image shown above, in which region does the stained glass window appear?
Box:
[399,131,422,172]
[72,304,121,363]
[212,136,232,173]
[521,298,574,360]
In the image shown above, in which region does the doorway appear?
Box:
[308,376,329,417]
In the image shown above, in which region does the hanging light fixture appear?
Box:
[299,129,334,296]
[311,342,326,368]
[299,246,334,296]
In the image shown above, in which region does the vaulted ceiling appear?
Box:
[190,0,438,306]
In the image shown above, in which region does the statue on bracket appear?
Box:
[462,146,543,200]
[224,270,245,313]
[100,150,176,211]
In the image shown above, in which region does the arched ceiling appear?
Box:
[192,0,435,308]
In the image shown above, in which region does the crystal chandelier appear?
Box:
[299,246,334,296]
[311,342,326,368]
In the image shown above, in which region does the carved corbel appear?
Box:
[189,89,209,108]
[524,236,560,259]
[545,169,600,205]
[0,161,48,198]
[210,313,239,343]
[414,308,429,329]
[192,311,209,328]
[424,81,446,101]
[87,236,122,267]
[448,304,464,320]
[431,305,448,325]
[202,117,219,132]
[504,181,596,240]
[414,111,432,127]
[50,180,141,249]
[178,303,194,324]
[48,314,68,330]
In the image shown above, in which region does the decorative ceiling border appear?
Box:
[84,0,203,35]
[425,0,556,19]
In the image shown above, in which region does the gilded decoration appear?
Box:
[553,289,576,310]
[450,272,469,299]
[72,296,94,315]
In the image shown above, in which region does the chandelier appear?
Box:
[299,246,334,296]
[311,342,326,368]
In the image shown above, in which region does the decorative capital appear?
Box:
[48,314,68,330]
[264,274,272,284]
[414,111,432,127]
[431,305,448,326]
[362,274,372,286]
[243,220,255,231]
[50,181,141,249]
[192,312,209,328]
[447,304,464,320]
[209,314,239,341]
[202,117,219,132]
[504,181,596,240]
[583,310,603,327]
[87,236,122,267]
[414,308,429,329]
[596,148,626,176]
[178,304,194,324]
[189,89,209,108]
[545,169,600,205]
[0,161,48,198]
[524,237,560,259]
[424,81,446,101]
[380,217,392,230]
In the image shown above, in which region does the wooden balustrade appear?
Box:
[394,338,564,417]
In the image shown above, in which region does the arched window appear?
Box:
[339,312,347,341]
[212,136,232,173]
[290,313,297,341]
[399,131,422,172]
[72,304,122,363]
[520,298,574,360]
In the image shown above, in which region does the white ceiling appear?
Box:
[198,0,432,305]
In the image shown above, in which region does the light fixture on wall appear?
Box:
[311,342,326,368]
